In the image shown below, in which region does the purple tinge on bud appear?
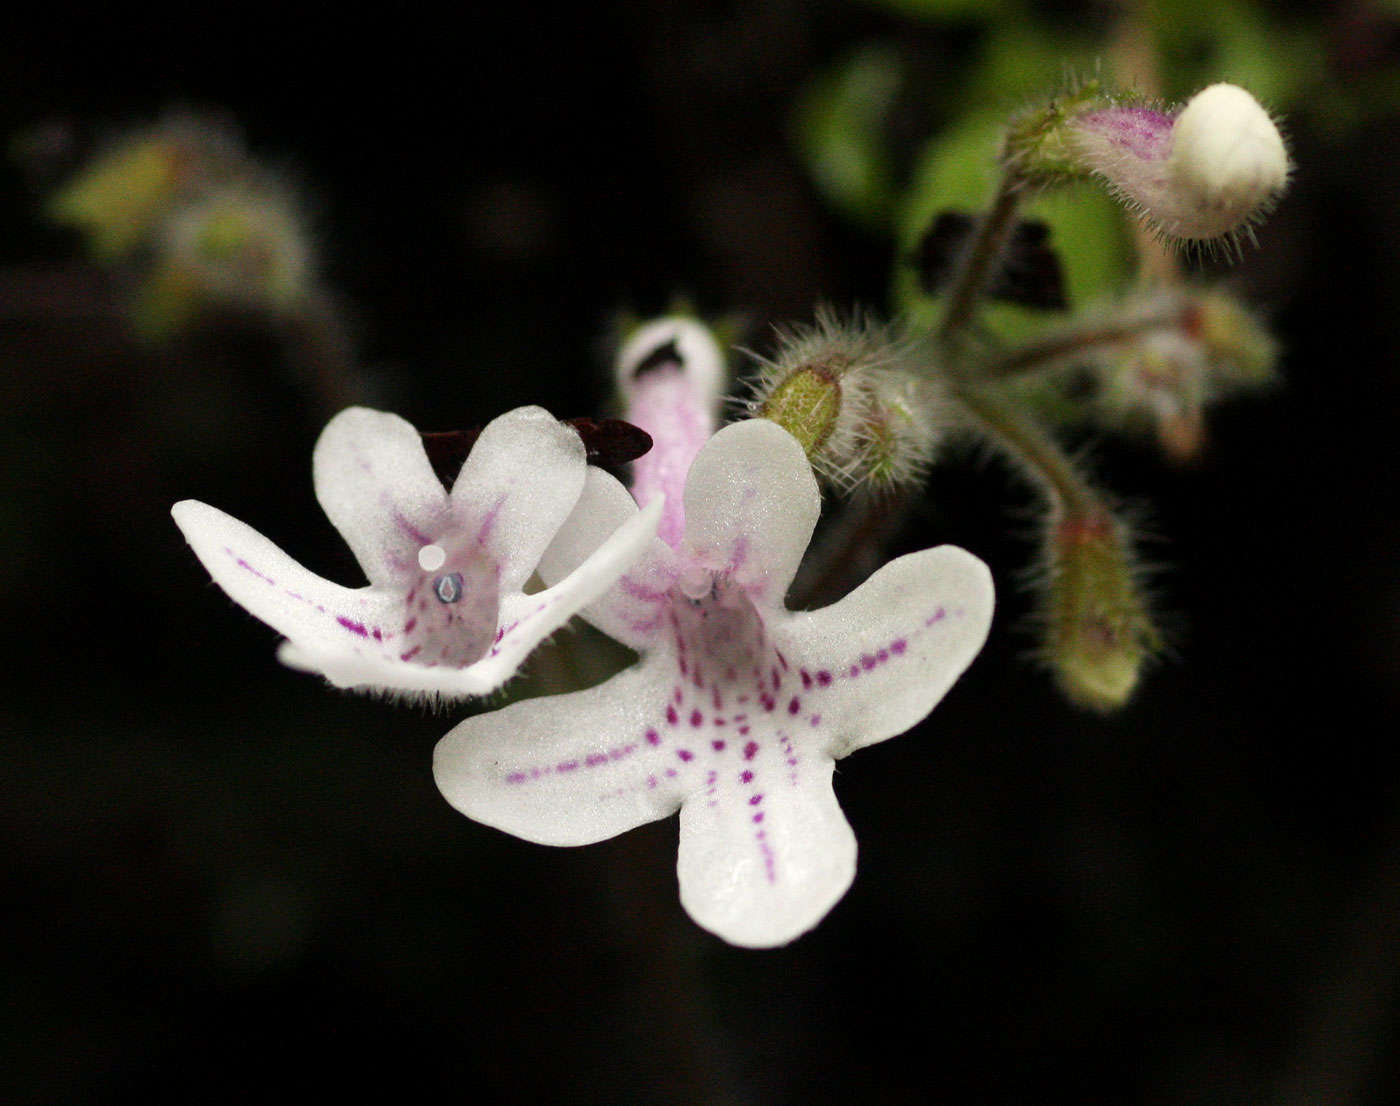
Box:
[1068,84,1288,244]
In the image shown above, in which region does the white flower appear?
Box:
[172,405,661,699]
[433,417,994,947]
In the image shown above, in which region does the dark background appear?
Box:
[3,2,1399,1103]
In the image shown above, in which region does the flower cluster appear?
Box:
[46,115,317,337]
[175,320,995,946]
[171,68,1290,948]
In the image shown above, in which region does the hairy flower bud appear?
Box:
[134,183,314,337]
[164,185,312,308]
[46,116,241,260]
[1065,83,1289,248]
[1038,508,1159,712]
[748,310,942,491]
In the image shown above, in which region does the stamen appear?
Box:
[418,543,447,571]
[434,572,464,603]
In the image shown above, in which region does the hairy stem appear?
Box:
[953,381,1098,518]
[984,298,1189,381]
[937,169,1025,346]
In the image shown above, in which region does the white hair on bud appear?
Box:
[743,307,944,492]
[1167,83,1289,242]
[1065,82,1289,253]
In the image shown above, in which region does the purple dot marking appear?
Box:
[677,749,693,762]
[666,705,679,726]
[645,728,660,746]
[337,617,369,638]
[689,709,703,727]
[557,760,579,773]
[787,697,801,715]
[585,754,607,767]
[891,638,907,655]
[800,669,813,689]
[752,812,765,823]
[712,740,726,752]
[749,793,764,805]
[740,770,753,783]
[743,741,758,760]
[861,653,877,671]
[816,670,833,687]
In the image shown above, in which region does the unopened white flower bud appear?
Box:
[1065,82,1289,247]
[1167,84,1289,240]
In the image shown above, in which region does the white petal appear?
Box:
[172,500,395,659]
[459,495,665,693]
[434,660,685,846]
[682,419,820,605]
[781,545,994,759]
[312,407,450,588]
[450,406,588,594]
[175,501,495,699]
[677,755,855,948]
[538,467,680,649]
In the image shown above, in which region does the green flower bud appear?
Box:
[1039,508,1159,712]
[748,309,943,491]
[46,117,240,260]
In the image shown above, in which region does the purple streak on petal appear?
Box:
[473,497,505,546]
[231,555,276,587]
[337,617,369,638]
[391,510,432,546]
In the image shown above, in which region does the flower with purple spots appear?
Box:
[433,320,995,948]
[172,405,661,699]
